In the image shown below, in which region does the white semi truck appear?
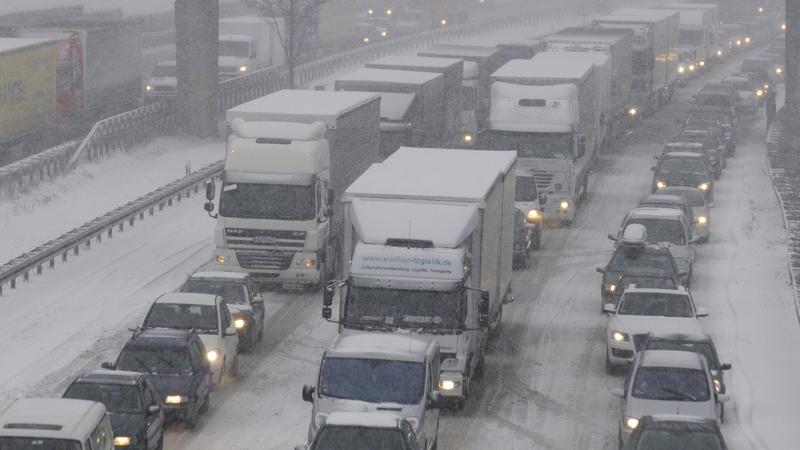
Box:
[205,90,381,288]
[323,146,517,408]
[484,52,601,225]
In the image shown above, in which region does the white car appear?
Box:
[612,350,729,447]
[143,61,177,102]
[721,76,758,115]
[141,293,239,382]
[604,286,707,373]
[656,186,711,243]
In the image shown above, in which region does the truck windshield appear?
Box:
[679,30,704,46]
[219,41,251,58]
[219,182,316,221]
[462,85,476,111]
[312,427,406,450]
[515,176,539,202]
[319,357,425,404]
[151,65,176,77]
[484,131,573,159]
[0,438,82,450]
[345,286,466,331]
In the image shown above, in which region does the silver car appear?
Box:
[612,350,729,447]
[657,186,711,243]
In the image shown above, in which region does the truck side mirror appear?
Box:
[478,291,490,326]
[538,193,547,205]
[101,362,114,370]
[302,385,316,403]
[426,392,440,410]
[327,187,334,207]
[323,284,335,307]
[596,267,606,274]
[322,306,332,320]
[204,201,215,213]
[325,207,334,218]
[205,181,215,201]
[576,134,586,158]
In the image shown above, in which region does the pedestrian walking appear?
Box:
[766,88,777,131]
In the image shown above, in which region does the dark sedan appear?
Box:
[624,415,728,450]
[597,243,681,312]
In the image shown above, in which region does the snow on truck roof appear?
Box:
[0,37,51,53]
[337,67,442,85]
[594,13,672,24]
[613,8,679,20]
[219,34,253,41]
[324,412,401,429]
[231,120,327,141]
[368,55,462,69]
[330,333,433,361]
[547,27,634,42]
[493,55,594,81]
[0,398,106,440]
[419,43,501,58]
[226,90,379,128]
[351,199,479,248]
[344,147,516,204]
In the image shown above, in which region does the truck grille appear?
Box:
[236,250,294,271]
[226,228,306,248]
[531,171,554,190]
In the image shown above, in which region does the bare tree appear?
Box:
[246,0,327,88]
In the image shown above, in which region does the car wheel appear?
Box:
[217,359,225,383]
[431,438,438,450]
[155,437,164,450]
[720,403,725,423]
[605,348,617,375]
[532,229,542,250]
[231,354,239,378]
[199,391,210,414]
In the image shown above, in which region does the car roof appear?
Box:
[0,398,106,440]
[666,142,704,149]
[663,151,705,159]
[640,350,703,369]
[324,412,402,429]
[646,194,686,204]
[72,369,145,386]
[155,292,219,306]
[189,271,249,281]
[628,206,686,220]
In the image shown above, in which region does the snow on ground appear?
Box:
[0,136,223,263]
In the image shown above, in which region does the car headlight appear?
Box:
[624,416,640,430]
[526,209,540,221]
[239,65,248,73]
[714,378,722,393]
[233,318,246,329]
[776,67,783,75]
[145,85,153,92]
[439,379,460,391]
[380,30,388,38]
[678,66,685,74]
[405,417,420,432]
[717,49,723,57]
[628,107,637,117]
[464,133,473,143]
[689,64,695,72]
[764,84,770,90]
[697,216,707,225]
[611,330,629,342]
[559,201,569,210]
[206,349,219,362]
[757,89,764,97]
[367,8,374,15]
[164,395,188,405]
[656,180,667,189]
[303,257,316,268]
[744,36,751,44]
[440,19,448,26]
[736,39,742,46]
[113,436,136,446]
[699,60,705,67]
[605,283,617,293]
[698,182,709,191]
[363,36,371,44]
[216,255,225,264]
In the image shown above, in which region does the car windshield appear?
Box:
[660,157,707,174]
[609,247,675,273]
[632,367,711,401]
[219,40,251,58]
[647,341,718,369]
[515,175,539,202]
[151,65,176,77]
[627,218,686,245]
[219,182,316,221]
[0,438,82,450]
[116,348,193,375]
[621,275,677,290]
[313,426,406,450]
[143,303,218,332]
[679,30,703,46]
[461,85,476,111]
[636,429,724,450]
[618,292,692,317]
[484,131,574,159]
[696,93,732,108]
[345,286,466,331]
[319,357,425,404]
[181,280,246,304]
[724,80,752,91]
[63,383,141,414]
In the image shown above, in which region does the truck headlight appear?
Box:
[757,89,764,97]
[145,85,153,92]
[559,201,569,210]
[628,107,637,117]
[303,257,316,268]
[206,349,219,362]
[698,182,709,191]
[611,331,629,342]
[233,318,246,329]
[439,379,460,391]
[776,67,783,75]
[526,209,540,221]
[164,395,188,405]
[463,133,473,143]
[688,64,695,72]
[440,19,448,26]
[624,416,639,430]
[678,66,685,74]
[656,181,667,189]
[216,255,225,264]
[697,216,707,224]
[114,436,135,446]
[239,65,248,73]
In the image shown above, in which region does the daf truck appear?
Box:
[366,55,464,146]
[205,90,381,288]
[483,52,600,225]
[324,146,517,408]
[593,10,680,115]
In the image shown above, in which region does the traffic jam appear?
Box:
[0,0,791,449]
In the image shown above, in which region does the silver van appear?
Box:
[302,333,440,450]
[0,398,113,450]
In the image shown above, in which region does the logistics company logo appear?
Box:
[359,254,456,275]
[0,80,25,106]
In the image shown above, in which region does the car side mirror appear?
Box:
[302,385,316,403]
[607,234,619,242]
[650,166,656,171]
[205,181,215,201]
[101,362,114,370]
[147,405,161,414]
[225,326,237,336]
[696,307,709,318]
[538,193,547,205]
[596,267,606,274]
[603,303,617,314]
[611,388,625,398]
[426,392,440,410]
[721,363,732,371]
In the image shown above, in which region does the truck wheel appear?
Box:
[532,228,542,250]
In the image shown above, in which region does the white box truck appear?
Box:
[483,53,600,225]
[323,146,517,408]
[205,90,381,288]
[218,16,285,79]
[653,4,718,69]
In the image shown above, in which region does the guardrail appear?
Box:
[0,160,223,296]
[765,115,800,322]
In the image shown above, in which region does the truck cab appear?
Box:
[219,34,256,78]
[515,168,545,249]
[207,120,335,286]
[301,334,440,449]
